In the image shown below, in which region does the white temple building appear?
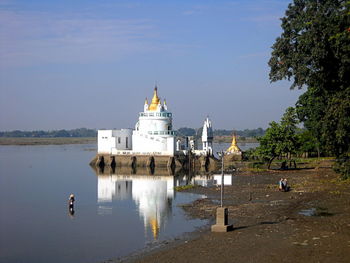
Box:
[98,87,175,156]
[97,87,214,157]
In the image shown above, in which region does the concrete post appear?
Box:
[211,207,233,232]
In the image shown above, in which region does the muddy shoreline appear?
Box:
[118,160,350,263]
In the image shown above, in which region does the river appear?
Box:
[0,142,257,263]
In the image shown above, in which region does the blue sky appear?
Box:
[0,0,304,131]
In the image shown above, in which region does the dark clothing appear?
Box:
[69,197,75,209]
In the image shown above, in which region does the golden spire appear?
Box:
[163,98,166,105]
[149,87,160,111]
[226,133,241,153]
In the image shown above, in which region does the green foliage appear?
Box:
[269,0,349,90]
[269,0,350,177]
[296,129,319,155]
[255,107,299,168]
[334,154,350,180]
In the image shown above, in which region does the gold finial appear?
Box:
[149,87,160,111]
[145,97,148,105]
[164,98,166,105]
[226,133,241,153]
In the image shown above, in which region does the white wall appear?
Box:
[98,130,117,154]
[132,131,174,156]
[138,116,171,134]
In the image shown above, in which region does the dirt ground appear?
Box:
[126,160,350,263]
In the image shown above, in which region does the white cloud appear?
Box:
[0,9,157,68]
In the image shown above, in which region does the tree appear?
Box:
[297,129,319,157]
[256,107,299,169]
[256,121,284,169]
[269,0,350,178]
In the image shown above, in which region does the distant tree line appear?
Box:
[176,127,265,138]
[0,128,97,138]
[1,127,266,139]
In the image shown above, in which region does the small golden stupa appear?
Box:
[149,87,161,111]
[226,133,241,153]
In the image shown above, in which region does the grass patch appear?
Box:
[174,185,197,191]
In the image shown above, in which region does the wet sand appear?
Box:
[121,160,350,263]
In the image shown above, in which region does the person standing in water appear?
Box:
[68,194,75,215]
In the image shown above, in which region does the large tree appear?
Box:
[268,0,350,178]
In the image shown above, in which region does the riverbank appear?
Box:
[122,160,350,263]
[0,137,96,145]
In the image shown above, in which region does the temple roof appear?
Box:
[149,87,160,111]
[226,134,241,153]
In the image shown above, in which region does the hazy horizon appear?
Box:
[0,0,304,131]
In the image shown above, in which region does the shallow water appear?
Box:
[0,145,208,263]
[299,208,317,216]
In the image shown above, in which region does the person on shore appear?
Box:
[283,178,290,192]
[279,178,284,191]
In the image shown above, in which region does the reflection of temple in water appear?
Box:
[95,167,175,239]
[94,167,233,239]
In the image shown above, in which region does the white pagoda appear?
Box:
[201,117,213,156]
[97,87,176,156]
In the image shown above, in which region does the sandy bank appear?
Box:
[120,160,350,263]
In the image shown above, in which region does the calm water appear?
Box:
[0,144,207,263]
[0,142,258,263]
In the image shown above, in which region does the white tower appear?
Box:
[202,117,213,156]
[132,87,176,155]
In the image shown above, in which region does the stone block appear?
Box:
[211,224,233,232]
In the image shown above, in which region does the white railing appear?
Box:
[139,112,172,118]
[147,131,176,136]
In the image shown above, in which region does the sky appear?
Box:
[0,0,305,131]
